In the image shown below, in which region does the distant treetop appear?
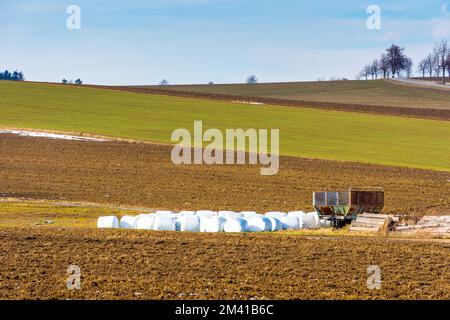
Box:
[246,75,258,84]
[0,70,25,81]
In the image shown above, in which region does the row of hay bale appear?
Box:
[97,210,325,233]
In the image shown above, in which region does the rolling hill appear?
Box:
[139,79,450,110]
[0,81,449,171]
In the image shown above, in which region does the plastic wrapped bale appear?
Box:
[303,212,320,229]
[218,211,238,218]
[320,219,332,228]
[288,211,305,217]
[97,216,119,229]
[278,215,300,230]
[120,215,138,229]
[135,215,155,230]
[312,211,321,227]
[200,216,227,232]
[155,210,174,216]
[196,210,217,217]
[224,218,248,232]
[240,211,259,218]
[177,215,201,232]
[179,210,196,216]
[265,211,287,219]
[246,216,272,232]
[153,215,176,231]
[287,211,305,229]
[267,217,282,231]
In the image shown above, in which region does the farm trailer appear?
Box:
[313,187,384,228]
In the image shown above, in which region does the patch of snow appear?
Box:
[233,100,265,105]
[0,129,109,142]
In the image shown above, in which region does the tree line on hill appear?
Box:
[158,75,259,86]
[359,40,450,84]
[0,70,25,81]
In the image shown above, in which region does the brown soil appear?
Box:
[1,134,449,215]
[0,227,448,299]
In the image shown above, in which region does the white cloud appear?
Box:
[440,4,448,13]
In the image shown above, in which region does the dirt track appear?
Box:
[0,227,448,299]
[1,134,449,215]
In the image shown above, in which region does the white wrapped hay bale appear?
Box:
[240,211,259,218]
[246,216,272,232]
[265,211,287,219]
[279,215,301,230]
[196,210,217,217]
[303,212,320,229]
[218,211,240,219]
[320,219,332,228]
[288,211,305,217]
[218,210,235,215]
[267,217,282,231]
[120,215,138,229]
[97,216,119,229]
[136,213,153,219]
[287,211,305,229]
[224,218,248,232]
[177,215,201,232]
[155,210,174,216]
[153,215,176,231]
[135,215,155,230]
[179,210,196,216]
[200,216,226,232]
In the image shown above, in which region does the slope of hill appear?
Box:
[110,79,450,120]
[0,81,449,171]
[139,79,450,109]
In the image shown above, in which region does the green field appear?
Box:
[0,81,449,171]
[143,79,450,109]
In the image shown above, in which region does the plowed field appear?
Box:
[0,227,448,299]
[1,134,449,215]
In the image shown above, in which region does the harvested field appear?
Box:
[0,227,448,299]
[0,134,448,215]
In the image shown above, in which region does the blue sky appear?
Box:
[0,0,449,84]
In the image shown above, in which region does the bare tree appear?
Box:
[417,59,427,77]
[404,57,413,77]
[446,54,450,77]
[370,59,379,79]
[432,40,449,84]
[159,79,169,86]
[378,54,390,78]
[246,75,258,84]
[424,54,434,77]
[385,44,409,78]
[361,64,372,80]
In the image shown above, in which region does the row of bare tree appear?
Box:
[359,40,450,84]
[358,44,413,80]
[417,40,450,84]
